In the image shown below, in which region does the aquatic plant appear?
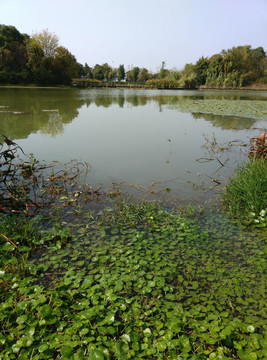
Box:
[1,138,266,359]
[169,99,267,120]
[1,198,266,359]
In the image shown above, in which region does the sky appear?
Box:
[1,0,267,72]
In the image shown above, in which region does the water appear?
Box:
[1,88,266,357]
[0,87,266,202]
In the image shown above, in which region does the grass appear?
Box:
[222,158,267,223]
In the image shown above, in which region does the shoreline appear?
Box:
[1,82,267,91]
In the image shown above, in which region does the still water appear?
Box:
[0,87,266,202]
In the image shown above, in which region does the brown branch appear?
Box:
[0,231,18,248]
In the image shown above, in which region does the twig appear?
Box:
[0,231,18,248]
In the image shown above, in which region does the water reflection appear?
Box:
[1,88,266,139]
[191,113,256,130]
[0,87,266,202]
[0,88,83,139]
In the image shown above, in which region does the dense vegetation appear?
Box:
[0,25,80,85]
[1,24,267,88]
[0,137,266,359]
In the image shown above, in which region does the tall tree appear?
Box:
[0,25,29,83]
[31,29,59,58]
[137,68,150,82]
[52,46,79,84]
[83,62,92,78]
[127,67,140,82]
[117,64,125,81]
[93,64,104,80]
[195,57,209,85]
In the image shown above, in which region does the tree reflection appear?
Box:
[0,88,262,140]
[191,112,256,130]
[0,88,83,139]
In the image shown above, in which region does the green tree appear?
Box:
[93,64,104,80]
[0,24,29,83]
[0,24,28,49]
[195,56,209,85]
[26,37,50,84]
[101,63,112,80]
[117,64,125,81]
[137,68,150,82]
[127,67,140,82]
[158,61,169,79]
[52,46,79,84]
[82,62,93,78]
[178,63,198,88]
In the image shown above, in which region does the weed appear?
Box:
[222,158,267,222]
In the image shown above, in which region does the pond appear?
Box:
[1,87,266,203]
[1,87,267,358]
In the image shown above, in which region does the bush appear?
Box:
[222,158,267,223]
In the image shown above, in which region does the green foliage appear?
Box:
[0,141,266,358]
[117,64,125,81]
[1,23,265,88]
[145,78,181,89]
[0,197,266,359]
[0,25,79,85]
[222,159,267,223]
[126,67,140,82]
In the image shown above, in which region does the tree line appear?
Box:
[0,25,79,85]
[1,24,267,88]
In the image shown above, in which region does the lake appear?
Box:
[1,88,267,358]
[0,87,266,203]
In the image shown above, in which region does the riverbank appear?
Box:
[199,83,267,91]
[72,78,267,91]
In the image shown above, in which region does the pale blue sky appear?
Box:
[1,0,266,71]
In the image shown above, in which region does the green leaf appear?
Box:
[60,345,74,357]
[38,343,49,352]
[88,349,105,360]
[12,343,21,353]
[1,242,15,251]
[156,341,167,352]
[16,315,27,324]
[39,304,52,318]
[24,326,35,337]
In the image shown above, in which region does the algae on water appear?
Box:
[170,99,267,120]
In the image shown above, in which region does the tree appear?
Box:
[31,29,59,58]
[158,61,169,79]
[0,24,28,49]
[137,68,150,82]
[26,37,48,83]
[195,57,209,85]
[93,64,104,80]
[0,25,29,83]
[52,46,79,84]
[101,63,112,80]
[83,62,92,78]
[127,67,140,82]
[117,64,125,81]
